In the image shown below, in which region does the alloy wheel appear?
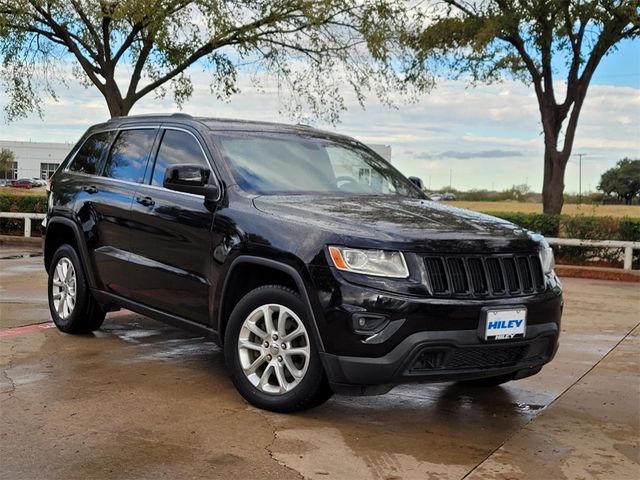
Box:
[237,303,311,395]
[51,257,77,319]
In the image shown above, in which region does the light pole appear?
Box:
[574,153,587,204]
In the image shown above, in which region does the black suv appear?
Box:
[43,114,562,412]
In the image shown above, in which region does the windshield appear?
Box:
[213,132,422,197]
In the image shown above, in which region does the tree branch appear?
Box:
[27,1,105,92]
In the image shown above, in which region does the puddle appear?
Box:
[514,402,545,412]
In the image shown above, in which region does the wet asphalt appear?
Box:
[0,246,638,479]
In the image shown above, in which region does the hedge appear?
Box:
[488,211,640,241]
[0,193,48,236]
[489,211,640,267]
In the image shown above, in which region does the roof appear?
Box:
[101,113,351,141]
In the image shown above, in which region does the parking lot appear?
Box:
[1,245,638,480]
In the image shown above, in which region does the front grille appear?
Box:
[409,344,530,372]
[447,345,528,369]
[424,254,546,298]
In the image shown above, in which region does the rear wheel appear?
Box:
[48,244,105,334]
[224,285,332,412]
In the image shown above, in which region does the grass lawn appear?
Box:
[448,201,640,218]
[0,186,47,197]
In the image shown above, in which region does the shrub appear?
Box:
[487,212,560,237]
[0,193,47,236]
[619,218,640,242]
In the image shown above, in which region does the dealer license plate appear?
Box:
[484,308,527,340]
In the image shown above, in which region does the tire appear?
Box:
[459,372,515,388]
[48,244,105,334]
[224,285,332,413]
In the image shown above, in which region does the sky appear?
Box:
[0,39,638,194]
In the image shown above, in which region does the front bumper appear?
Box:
[321,322,558,394]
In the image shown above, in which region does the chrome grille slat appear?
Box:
[424,253,545,298]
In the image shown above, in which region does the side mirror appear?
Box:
[163,164,220,200]
[408,176,424,190]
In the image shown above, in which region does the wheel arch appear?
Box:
[44,216,96,288]
[217,256,325,352]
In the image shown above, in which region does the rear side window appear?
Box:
[151,130,210,187]
[103,129,156,183]
[69,131,112,175]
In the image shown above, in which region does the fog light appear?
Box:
[351,313,389,335]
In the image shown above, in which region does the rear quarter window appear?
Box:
[69,131,113,175]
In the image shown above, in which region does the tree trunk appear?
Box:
[541,147,568,215]
[103,78,128,117]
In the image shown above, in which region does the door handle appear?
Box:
[136,196,155,207]
[83,185,98,194]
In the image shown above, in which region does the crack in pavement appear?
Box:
[0,359,16,403]
[263,415,306,480]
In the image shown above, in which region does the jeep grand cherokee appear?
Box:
[43,114,562,412]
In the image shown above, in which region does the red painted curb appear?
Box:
[0,322,55,338]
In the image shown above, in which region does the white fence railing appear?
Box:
[547,237,639,271]
[1,212,638,270]
[0,212,46,238]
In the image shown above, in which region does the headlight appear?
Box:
[328,246,409,278]
[540,246,555,274]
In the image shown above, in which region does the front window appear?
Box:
[213,132,421,197]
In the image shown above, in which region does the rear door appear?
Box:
[73,127,158,297]
[127,127,218,324]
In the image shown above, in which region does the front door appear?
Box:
[127,128,218,324]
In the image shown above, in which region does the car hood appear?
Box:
[252,195,539,252]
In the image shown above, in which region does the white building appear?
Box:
[0,139,390,181]
[0,140,73,180]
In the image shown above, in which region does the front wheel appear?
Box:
[224,285,332,412]
[48,244,105,334]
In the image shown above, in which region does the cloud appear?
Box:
[440,149,523,159]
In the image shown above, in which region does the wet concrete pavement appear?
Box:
[1,247,638,479]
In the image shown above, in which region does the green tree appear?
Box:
[404,0,639,214]
[598,158,640,204]
[0,147,15,179]
[0,1,422,120]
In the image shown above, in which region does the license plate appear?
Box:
[484,308,526,340]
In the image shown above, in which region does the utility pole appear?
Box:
[449,169,452,190]
[574,153,587,204]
